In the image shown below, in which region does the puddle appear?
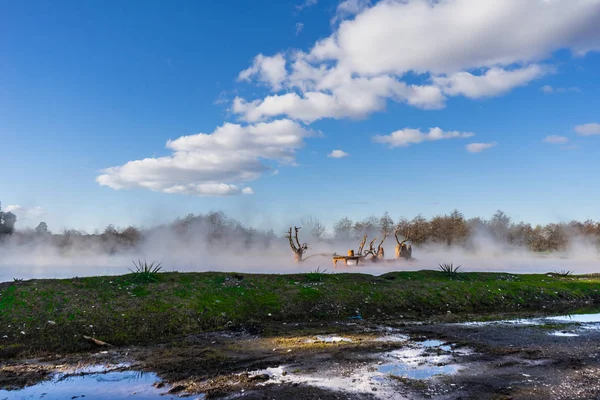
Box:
[549,331,580,337]
[456,318,540,326]
[379,362,462,380]
[246,336,471,399]
[377,341,466,380]
[456,312,600,329]
[314,335,353,343]
[0,370,183,400]
[373,333,410,343]
[545,313,600,324]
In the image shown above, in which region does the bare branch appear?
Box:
[286,227,298,251]
[358,235,367,255]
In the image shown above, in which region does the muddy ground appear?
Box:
[2,314,600,399]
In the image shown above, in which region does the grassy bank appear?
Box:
[1,269,600,356]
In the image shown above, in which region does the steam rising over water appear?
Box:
[0,237,598,282]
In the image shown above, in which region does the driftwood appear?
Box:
[333,233,390,267]
[83,335,114,347]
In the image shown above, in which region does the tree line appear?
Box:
[2,206,599,253]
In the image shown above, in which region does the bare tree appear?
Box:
[301,216,327,240]
[333,217,354,240]
[286,226,308,262]
[379,212,395,235]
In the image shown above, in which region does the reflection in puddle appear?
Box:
[549,331,580,337]
[0,370,181,400]
[247,335,471,399]
[379,362,462,380]
[373,333,410,343]
[314,335,353,343]
[456,312,600,331]
[377,341,464,380]
[546,313,600,324]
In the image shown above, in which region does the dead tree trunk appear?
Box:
[286,226,308,262]
[364,233,389,262]
[376,232,389,260]
[357,235,368,256]
[394,229,411,260]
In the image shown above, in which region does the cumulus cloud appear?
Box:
[331,0,372,25]
[575,123,600,136]
[373,127,474,148]
[466,142,497,153]
[310,0,600,76]
[98,0,600,196]
[543,135,569,144]
[328,149,349,158]
[433,65,550,99]
[233,0,600,123]
[238,53,287,91]
[97,119,315,196]
[232,76,445,123]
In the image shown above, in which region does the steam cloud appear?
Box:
[0,211,599,282]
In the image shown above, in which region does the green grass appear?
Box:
[1,270,600,355]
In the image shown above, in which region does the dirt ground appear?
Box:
[2,315,600,399]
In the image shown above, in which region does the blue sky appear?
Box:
[2,0,600,232]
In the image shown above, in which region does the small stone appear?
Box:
[168,385,186,394]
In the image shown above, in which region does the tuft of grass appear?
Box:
[305,266,328,282]
[438,263,462,276]
[12,278,24,283]
[552,270,573,277]
[129,259,163,283]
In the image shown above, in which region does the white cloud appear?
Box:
[295,22,304,36]
[466,142,497,153]
[232,76,445,123]
[98,0,600,196]
[543,135,569,144]
[237,53,287,91]
[373,127,475,148]
[541,85,581,94]
[328,149,349,158]
[541,85,554,94]
[296,0,317,11]
[331,0,371,25]
[310,0,600,76]
[233,0,599,124]
[433,65,550,99]
[97,119,315,196]
[575,123,600,136]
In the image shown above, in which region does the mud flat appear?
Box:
[2,270,600,398]
[3,314,600,399]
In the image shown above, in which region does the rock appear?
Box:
[168,385,186,394]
